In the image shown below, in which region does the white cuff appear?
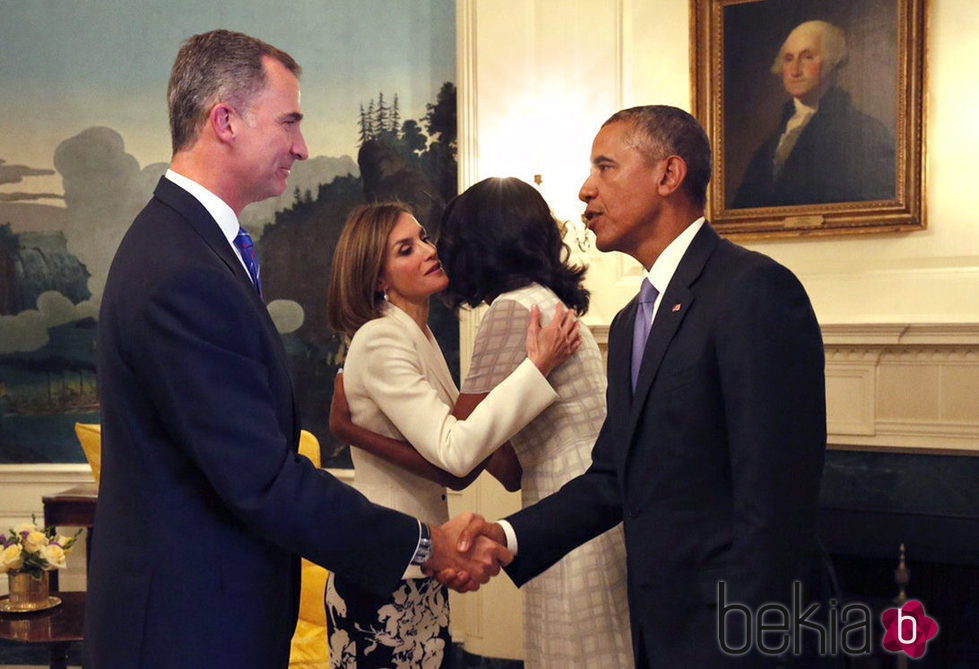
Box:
[497,519,519,556]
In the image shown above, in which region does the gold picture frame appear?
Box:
[691,0,926,239]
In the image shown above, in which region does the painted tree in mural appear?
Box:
[424,82,458,205]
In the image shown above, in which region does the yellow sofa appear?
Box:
[74,424,330,668]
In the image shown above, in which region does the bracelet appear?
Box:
[410,521,433,566]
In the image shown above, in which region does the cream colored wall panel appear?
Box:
[798,268,979,325]
[824,324,979,452]
[620,0,690,111]
[941,362,979,422]
[448,474,525,659]
[877,364,941,420]
[825,364,876,436]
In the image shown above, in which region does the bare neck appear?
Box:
[634,202,704,271]
[170,148,246,216]
[389,297,431,333]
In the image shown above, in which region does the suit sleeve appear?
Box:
[716,260,826,606]
[357,318,558,476]
[502,310,627,586]
[130,266,418,594]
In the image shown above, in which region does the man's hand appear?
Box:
[451,512,507,552]
[427,513,512,593]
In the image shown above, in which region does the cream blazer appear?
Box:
[343,303,558,525]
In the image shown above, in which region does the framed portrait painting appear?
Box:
[691,0,926,238]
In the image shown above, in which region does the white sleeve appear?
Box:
[360,323,558,477]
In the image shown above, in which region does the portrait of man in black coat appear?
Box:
[731,20,896,209]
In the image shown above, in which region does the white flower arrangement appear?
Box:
[1,516,81,579]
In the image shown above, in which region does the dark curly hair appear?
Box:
[437,177,589,314]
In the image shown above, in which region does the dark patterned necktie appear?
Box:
[631,278,658,390]
[233,227,263,298]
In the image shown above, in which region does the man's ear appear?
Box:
[657,155,688,197]
[208,103,236,143]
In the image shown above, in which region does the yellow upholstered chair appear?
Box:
[73,423,329,667]
[74,422,102,487]
[291,430,331,668]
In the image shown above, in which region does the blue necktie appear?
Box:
[233,227,263,298]
[631,278,658,390]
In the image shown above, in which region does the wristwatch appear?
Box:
[411,521,433,567]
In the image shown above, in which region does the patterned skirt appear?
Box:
[326,573,452,668]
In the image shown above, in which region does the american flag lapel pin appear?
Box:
[671,303,682,313]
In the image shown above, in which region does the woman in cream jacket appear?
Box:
[324,202,578,668]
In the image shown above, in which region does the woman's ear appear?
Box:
[376,276,389,296]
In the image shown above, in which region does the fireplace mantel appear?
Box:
[589,322,979,455]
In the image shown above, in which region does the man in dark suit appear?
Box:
[87,30,505,668]
[732,20,895,208]
[452,106,837,667]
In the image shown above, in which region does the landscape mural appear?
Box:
[0,0,457,467]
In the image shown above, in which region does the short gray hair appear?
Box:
[167,29,301,153]
[602,105,712,208]
[770,20,848,76]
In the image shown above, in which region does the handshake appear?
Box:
[423,513,511,593]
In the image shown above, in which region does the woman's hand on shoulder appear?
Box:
[525,303,581,377]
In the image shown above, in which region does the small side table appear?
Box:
[0,590,85,669]
[42,484,97,591]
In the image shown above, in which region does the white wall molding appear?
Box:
[822,323,979,347]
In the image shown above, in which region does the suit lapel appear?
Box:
[608,298,637,411]
[385,305,459,403]
[153,177,257,294]
[154,176,300,446]
[626,224,720,433]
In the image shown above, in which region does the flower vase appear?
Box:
[7,571,51,611]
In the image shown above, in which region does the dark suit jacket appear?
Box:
[732,86,895,208]
[86,177,418,668]
[505,224,835,667]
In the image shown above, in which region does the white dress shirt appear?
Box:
[164,169,251,276]
[774,98,817,176]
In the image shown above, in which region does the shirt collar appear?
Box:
[165,169,240,244]
[644,217,705,295]
[792,97,818,117]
